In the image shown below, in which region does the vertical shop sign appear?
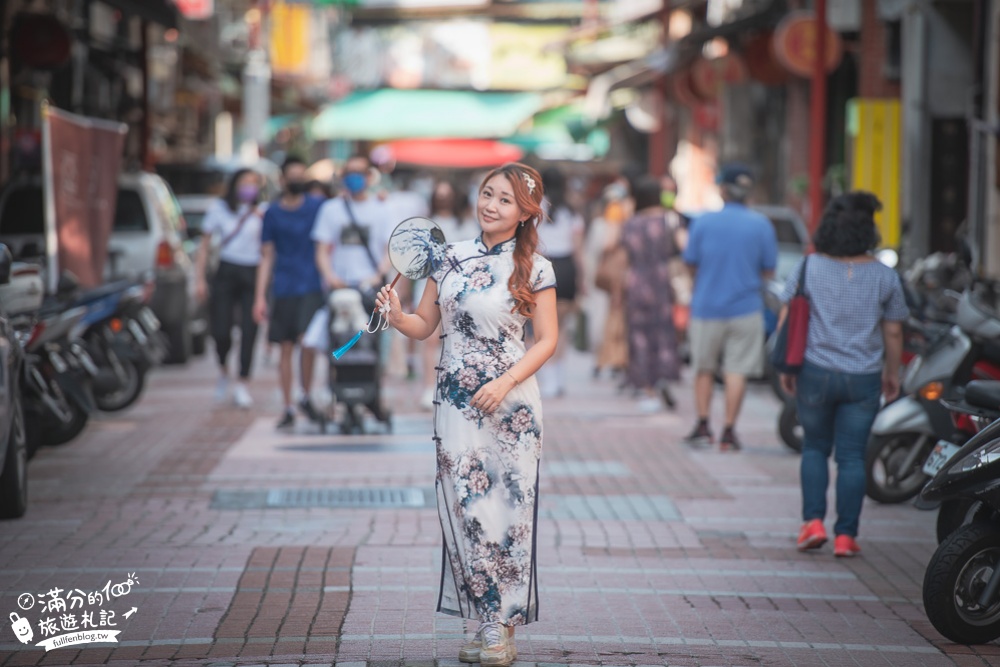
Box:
[848,98,901,247]
[42,104,127,292]
[270,1,310,75]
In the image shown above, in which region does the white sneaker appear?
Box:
[479,622,513,666]
[637,396,661,413]
[214,377,229,403]
[232,383,253,409]
[459,628,517,663]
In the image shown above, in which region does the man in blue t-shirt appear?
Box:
[253,156,325,430]
[682,164,778,451]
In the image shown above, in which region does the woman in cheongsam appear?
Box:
[376,163,558,666]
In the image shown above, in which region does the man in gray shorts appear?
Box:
[681,165,778,450]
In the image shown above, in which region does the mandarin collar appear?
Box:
[476,234,516,255]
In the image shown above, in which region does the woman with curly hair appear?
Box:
[376,163,557,665]
[779,192,908,557]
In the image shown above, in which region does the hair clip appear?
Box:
[522,173,536,195]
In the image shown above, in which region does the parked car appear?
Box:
[752,205,811,283]
[0,172,207,363]
[0,244,28,519]
[177,194,216,240]
[176,194,216,357]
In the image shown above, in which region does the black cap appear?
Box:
[717,163,754,189]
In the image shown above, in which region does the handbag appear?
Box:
[595,245,627,293]
[769,257,811,374]
[207,206,257,280]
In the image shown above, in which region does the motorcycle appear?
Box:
[927,381,1000,544]
[18,304,98,455]
[865,285,1000,504]
[67,279,163,412]
[920,386,1000,644]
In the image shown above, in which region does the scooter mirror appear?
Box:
[877,248,899,269]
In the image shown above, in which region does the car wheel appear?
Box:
[0,393,28,519]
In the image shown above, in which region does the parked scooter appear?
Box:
[65,278,163,412]
[927,381,1000,544]
[17,304,98,454]
[921,384,1000,644]
[865,284,1000,504]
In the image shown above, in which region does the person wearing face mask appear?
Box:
[195,168,266,409]
[253,156,326,430]
[309,154,392,351]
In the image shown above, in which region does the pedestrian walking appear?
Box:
[781,192,907,557]
[592,179,632,378]
[621,176,682,412]
[682,164,778,450]
[374,163,557,665]
[252,156,326,430]
[309,153,392,347]
[536,167,585,398]
[194,168,265,409]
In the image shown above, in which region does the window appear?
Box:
[0,187,44,235]
[114,189,149,232]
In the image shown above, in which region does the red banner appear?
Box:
[42,105,127,291]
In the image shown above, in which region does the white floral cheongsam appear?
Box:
[429,235,556,626]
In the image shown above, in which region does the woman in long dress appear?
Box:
[621,176,682,411]
[376,163,558,666]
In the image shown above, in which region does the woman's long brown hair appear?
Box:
[478,163,545,317]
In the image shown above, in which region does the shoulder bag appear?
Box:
[207,206,257,279]
[340,199,384,310]
[769,257,811,374]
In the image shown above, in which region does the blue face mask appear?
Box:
[343,172,367,195]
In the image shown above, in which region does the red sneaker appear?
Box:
[797,519,827,551]
[834,535,861,557]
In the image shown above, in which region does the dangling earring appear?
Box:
[519,219,525,228]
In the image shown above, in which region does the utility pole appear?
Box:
[808,0,827,230]
[242,0,271,158]
[648,0,672,177]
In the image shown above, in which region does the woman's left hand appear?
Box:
[470,377,514,415]
[780,373,797,397]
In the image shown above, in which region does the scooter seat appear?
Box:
[964,380,1000,411]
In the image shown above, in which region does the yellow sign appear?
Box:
[849,98,901,247]
[270,1,309,75]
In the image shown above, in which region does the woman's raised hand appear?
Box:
[375,284,403,326]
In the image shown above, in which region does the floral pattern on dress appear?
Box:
[430,235,554,626]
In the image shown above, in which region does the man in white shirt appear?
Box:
[308,154,392,350]
[313,155,392,290]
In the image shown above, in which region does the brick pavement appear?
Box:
[0,343,993,666]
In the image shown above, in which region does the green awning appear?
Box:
[311,89,543,141]
[508,103,610,160]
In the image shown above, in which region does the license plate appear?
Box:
[139,308,160,332]
[127,319,149,346]
[923,440,962,476]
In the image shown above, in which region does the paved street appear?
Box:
[0,343,995,667]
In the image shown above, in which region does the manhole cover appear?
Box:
[211,487,430,510]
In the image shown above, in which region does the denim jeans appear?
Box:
[796,362,882,537]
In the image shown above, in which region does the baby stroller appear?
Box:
[320,288,392,434]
